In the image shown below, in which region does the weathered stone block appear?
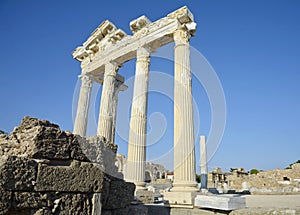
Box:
[0,156,37,191]
[128,205,148,215]
[31,129,71,160]
[103,179,135,209]
[0,190,11,215]
[53,193,92,215]
[135,190,155,204]
[12,192,52,209]
[5,209,33,215]
[71,136,104,163]
[0,117,118,168]
[33,208,52,215]
[71,136,118,176]
[0,117,71,160]
[194,194,246,211]
[35,160,108,193]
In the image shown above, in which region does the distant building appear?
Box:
[167,172,174,182]
[208,164,300,194]
[115,154,169,183]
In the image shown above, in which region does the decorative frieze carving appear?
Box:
[72,20,127,64]
[130,15,151,34]
[167,5,194,24]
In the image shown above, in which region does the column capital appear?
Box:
[173,28,191,45]
[78,73,93,88]
[136,46,151,60]
[105,61,119,77]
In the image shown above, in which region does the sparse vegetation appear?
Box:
[230,168,238,172]
[286,160,300,169]
[250,169,259,174]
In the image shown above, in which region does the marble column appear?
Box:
[173,28,197,191]
[111,80,127,143]
[126,47,150,190]
[73,74,93,136]
[200,135,208,190]
[97,62,118,142]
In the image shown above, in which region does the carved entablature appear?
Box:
[167,6,194,24]
[108,29,127,44]
[73,6,197,74]
[72,20,128,65]
[130,15,152,34]
[168,6,196,36]
[100,20,117,36]
[72,46,89,62]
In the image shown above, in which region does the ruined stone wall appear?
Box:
[0,117,137,215]
[228,165,300,194]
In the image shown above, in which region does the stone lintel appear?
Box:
[85,20,178,73]
[91,73,125,85]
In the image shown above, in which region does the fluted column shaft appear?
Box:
[111,80,124,143]
[73,74,93,136]
[97,62,118,142]
[126,47,150,189]
[173,29,197,191]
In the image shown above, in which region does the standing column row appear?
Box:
[111,80,127,143]
[97,62,119,142]
[173,28,197,191]
[73,74,93,136]
[125,47,150,190]
[73,62,124,143]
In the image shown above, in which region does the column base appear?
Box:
[134,181,147,190]
[164,181,199,208]
[171,181,199,192]
[164,191,199,208]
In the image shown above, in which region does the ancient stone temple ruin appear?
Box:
[73,6,198,207]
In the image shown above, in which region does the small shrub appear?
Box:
[250,169,259,174]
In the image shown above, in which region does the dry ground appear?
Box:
[245,194,300,208]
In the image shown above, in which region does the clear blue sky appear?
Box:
[0,0,299,172]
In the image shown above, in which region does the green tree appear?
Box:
[196,174,201,183]
[0,130,6,135]
[249,169,259,174]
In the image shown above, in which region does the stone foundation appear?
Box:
[0,116,135,215]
